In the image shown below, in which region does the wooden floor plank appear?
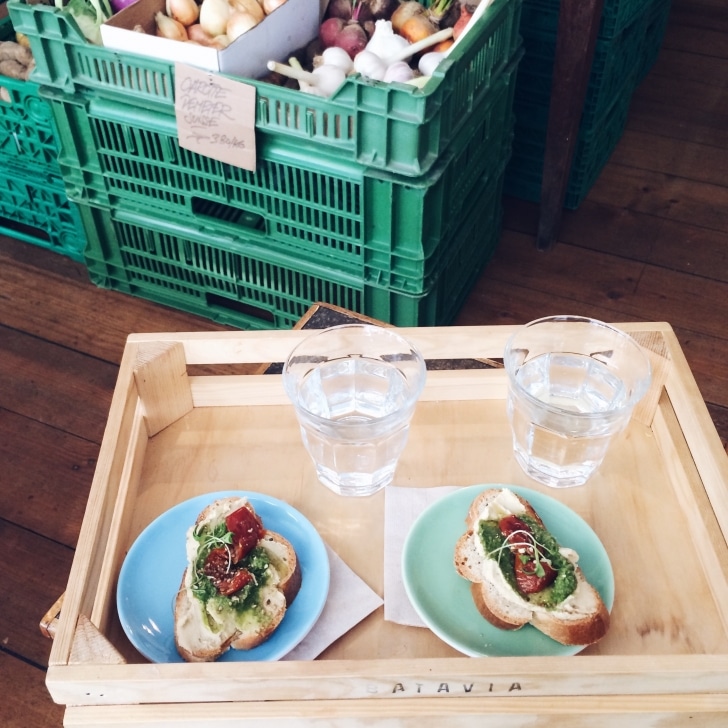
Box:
[0,408,96,547]
[586,163,728,234]
[0,522,73,666]
[0,324,117,441]
[477,231,728,343]
[1,0,727,724]
[610,130,728,188]
[0,236,232,365]
[0,653,65,728]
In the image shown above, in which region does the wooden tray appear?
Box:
[48,323,728,726]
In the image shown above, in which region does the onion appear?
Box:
[262,0,287,13]
[199,0,230,38]
[166,0,199,27]
[155,11,188,41]
[187,23,216,45]
[230,0,265,23]
[226,10,261,41]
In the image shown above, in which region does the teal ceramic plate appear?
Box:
[117,491,330,663]
[402,484,614,657]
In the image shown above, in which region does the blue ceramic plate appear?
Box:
[117,491,330,662]
[402,484,614,657]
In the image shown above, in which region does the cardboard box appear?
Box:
[101,0,320,79]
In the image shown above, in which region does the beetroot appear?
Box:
[319,17,346,47]
[334,22,368,58]
[319,16,368,59]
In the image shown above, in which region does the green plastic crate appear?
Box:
[8,0,523,177]
[504,76,632,209]
[0,10,61,173]
[520,0,647,39]
[0,163,87,260]
[43,55,518,294]
[515,13,646,130]
[635,0,672,86]
[81,170,504,330]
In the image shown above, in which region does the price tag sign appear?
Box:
[174,63,257,172]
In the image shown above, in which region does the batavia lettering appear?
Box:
[365,681,524,695]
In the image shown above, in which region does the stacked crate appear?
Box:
[504,0,672,209]
[9,0,523,329]
[0,7,86,260]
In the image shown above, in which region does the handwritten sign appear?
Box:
[174,63,257,172]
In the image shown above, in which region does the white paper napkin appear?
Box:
[283,543,382,660]
[383,485,459,627]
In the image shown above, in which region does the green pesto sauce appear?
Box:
[478,514,577,609]
[191,522,273,629]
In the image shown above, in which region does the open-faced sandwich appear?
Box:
[174,495,301,662]
[454,488,610,646]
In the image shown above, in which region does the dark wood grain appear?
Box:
[1,0,726,724]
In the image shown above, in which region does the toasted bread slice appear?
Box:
[454,488,610,646]
[173,496,301,662]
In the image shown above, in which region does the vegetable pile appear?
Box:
[148,0,289,49]
[267,0,479,97]
[43,0,485,95]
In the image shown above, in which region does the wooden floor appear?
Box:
[1,0,726,723]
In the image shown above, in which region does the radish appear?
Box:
[319,17,368,59]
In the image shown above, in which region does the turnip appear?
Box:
[320,17,368,59]
[334,22,368,58]
[319,17,346,48]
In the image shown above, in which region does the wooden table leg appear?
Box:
[536,0,605,250]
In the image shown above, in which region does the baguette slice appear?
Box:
[174,496,301,662]
[454,488,610,646]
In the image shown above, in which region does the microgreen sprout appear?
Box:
[487,529,554,577]
[194,526,235,574]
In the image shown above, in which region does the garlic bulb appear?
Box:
[365,19,409,63]
[383,61,414,83]
[353,50,387,81]
[311,64,347,96]
[418,51,445,77]
[321,46,354,74]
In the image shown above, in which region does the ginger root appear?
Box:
[0,41,35,80]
